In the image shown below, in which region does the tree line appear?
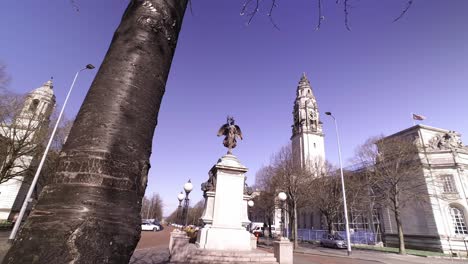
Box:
[253,135,427,254]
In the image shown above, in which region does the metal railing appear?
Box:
[296,229,378,245]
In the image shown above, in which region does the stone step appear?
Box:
[189,256,278,262]
[192,249,272,257]
[186,249,278,263]
[186,261,278,264]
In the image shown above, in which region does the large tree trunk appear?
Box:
[394,198,406,255]
[4,1,187,263]
[293,201,298,248]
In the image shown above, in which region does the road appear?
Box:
[4,227,468,264]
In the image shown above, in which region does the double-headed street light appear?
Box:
[247,200,254,223]
[177,192,184,226]
[278,192,287,239]
[9,64,95,241]
[325,111,352,256]
[182,179,193,226]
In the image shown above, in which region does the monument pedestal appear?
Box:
[171,152,278,263]
[197,154,251,251]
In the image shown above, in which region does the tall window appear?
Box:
[442,175,457,193]
[29,99,39,112]
[450,206,468,234]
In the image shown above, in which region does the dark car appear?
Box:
[320,234,347,249]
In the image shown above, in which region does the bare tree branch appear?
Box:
[315,0,324,31]
[240,0,260,26]
[343,0,351,31]
[267,0,280,30]
[69,0,79,12]
[393,0,414,22]
[0,64,10,92]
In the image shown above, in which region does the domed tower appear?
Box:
[0,80,56,221]
[291,73,325,171]
[16,79,56,136]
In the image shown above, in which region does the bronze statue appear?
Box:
[217,116,243,154]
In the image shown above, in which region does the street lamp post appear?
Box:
[247,200,254,225]
[325,111,352,256]
[9,64,95,241]
[278,192,287,239]
[182,179,193,226]
[177,192,184,226]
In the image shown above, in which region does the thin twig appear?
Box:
[344,0,351,31]
[70,0,79,12]
[393,0,413,22]
[247,0,261,25]
[241,0,260,25]
[267,0,280,30]
[240,0,253,16]
[315,0,323,31]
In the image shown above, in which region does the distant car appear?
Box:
[251,226,279,237]
[141,222,160,231]
[320,234,347,249]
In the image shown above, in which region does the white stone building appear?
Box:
[0,80,55,221]
[291,73,325,170]
[379,124,468,254]
[292,73,326,230]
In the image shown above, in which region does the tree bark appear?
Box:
[394,198,406,255]
[4,1,187,263]
[293,200,298,248]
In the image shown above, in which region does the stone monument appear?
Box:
[196,116,251,250]
[169,117,278,263]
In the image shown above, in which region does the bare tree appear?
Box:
[0,93,49,185]
[252,165,277,237]
[141,193,164,221]
[186,200,204,226]
[270,145,312,248]
[355,136,426,255]
[306,162,343,234]
[241,0,415,31]
[0,63,10,92]
[165,199,203,226]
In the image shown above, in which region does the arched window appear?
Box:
[450,206,468,234]
[29,99,40,112]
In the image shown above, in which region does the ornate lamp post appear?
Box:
[9,64,95,241]
[177,192,184,226]
[278,192,287,239]
[247,200,254,225]
[182,179,193,226]
[325,111,352,256]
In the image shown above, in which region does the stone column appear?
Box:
[273,238,293,264]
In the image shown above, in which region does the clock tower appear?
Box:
[291,73,325,171]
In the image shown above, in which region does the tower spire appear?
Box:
[291,72,325,169]
[293,73,321,134]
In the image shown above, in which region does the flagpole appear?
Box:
[411,113,415,126]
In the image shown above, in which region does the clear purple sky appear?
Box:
[1,0,467,216]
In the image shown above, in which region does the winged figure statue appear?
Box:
[217,116,243,154]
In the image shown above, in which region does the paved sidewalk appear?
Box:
[0,230,11,263]
[129,247,169,264]
[281,243,468,264]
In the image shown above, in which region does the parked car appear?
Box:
[320,234,347,249]
[251,226,279,237]
[141,222,160,232]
